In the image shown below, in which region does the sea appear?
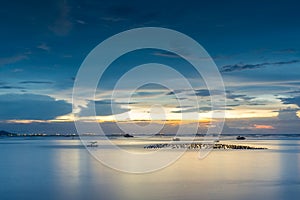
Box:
[0,135,299,200]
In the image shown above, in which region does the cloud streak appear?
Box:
[49,1,72,36]
[153,52,181,59]
[0,82,25,90]
[221,60,300,73]
[0,55,28,67]
[0,86,25,90]
[19,81,53,84]
[37,43,50,51]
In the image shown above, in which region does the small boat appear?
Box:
[236,136,246,140]
[123,133,134,138]
[87,141,98,147]
[172,137,180,141]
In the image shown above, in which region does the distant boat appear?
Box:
[236,136,246,140]
[123,133,134,138]
[172,137,180,141]
[155,132,164,136]
[87,141,98,147]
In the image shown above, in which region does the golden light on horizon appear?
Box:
[49,107,280,123]
[8,101,290,124]
[223,109,277,119]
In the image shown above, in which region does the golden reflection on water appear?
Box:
[43,139,300,200]
[52,140,82,199]
[101,147,283,200]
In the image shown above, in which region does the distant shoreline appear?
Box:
[0,130,78,137]
[1,130,300,139]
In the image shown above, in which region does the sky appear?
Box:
[0,0,300,134]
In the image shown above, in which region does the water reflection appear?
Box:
[0,139,300,200]
[52,140,81,199]
[277,140,300,199]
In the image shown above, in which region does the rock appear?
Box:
[144,143,267,150]
[236,136,246,140]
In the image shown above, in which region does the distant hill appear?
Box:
[0,130,17,136]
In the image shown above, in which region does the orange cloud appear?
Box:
[253,124,275,129]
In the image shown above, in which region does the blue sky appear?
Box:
[1,0,300,134]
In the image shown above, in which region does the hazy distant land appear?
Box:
[0,130,270,150]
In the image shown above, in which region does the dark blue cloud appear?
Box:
[0,93,71,120]
[226,91,255,101]
[171,107,211,113]
[287,90,300,95]
[280,96,300,107]
[277,108,299,120]
[185,89,254,101]
[133,91,165,97]
[195,89,211,97]
[166,91,175,96]
[80,99,130,116]
[165,90,185,96]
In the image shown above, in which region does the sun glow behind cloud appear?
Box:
[50,87,291,123]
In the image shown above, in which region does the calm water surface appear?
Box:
[0,138,299,200]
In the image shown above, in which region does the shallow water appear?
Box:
[0,138,299,200]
